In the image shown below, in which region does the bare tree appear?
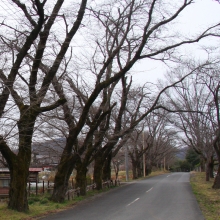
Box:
[51,0,220,199]
[0,0,87,212]
[196,66,220,188]
[1,0,219,208]
[162,61,218,181]
[128,110,178,179]
[128,128,146,179]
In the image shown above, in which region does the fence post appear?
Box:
[43,180,44,194]
[28,182,30,196]
[36,180,38,196]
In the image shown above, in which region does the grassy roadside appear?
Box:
[0,189,109,220]
[117,169,169,182]
[0,170,168,220]
[190,172,220,220]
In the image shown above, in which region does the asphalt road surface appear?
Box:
[41,172,204,220]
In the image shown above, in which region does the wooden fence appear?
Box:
[27,179,120,200]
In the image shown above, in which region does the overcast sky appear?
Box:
[0,0,219,85]
[132,0,220,85]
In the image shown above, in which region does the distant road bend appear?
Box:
[41,172,204,220]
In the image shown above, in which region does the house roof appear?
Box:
[0,168,42,173]
[29,168,42,172]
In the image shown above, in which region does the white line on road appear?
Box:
[127,198,140,206]
[167,175,170,177]
[146,187,153,193]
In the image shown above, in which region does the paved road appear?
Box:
[41,172,204,220]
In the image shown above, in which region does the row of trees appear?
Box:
[160,59,220,187]
[169,148,200,172]
[0,0,219,212]
[126,110,179,178]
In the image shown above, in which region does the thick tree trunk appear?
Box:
[205,163,210,181]
[205,158,214,181]
[93,153,104,190]
[6,113,36,212]
[131,160,137,179]
[8,156,30,211]
[137,161,142,178]
[75,162,88,196]
[212,165,220,189]
[200,157,205,172]
[102,153,112,181]
[51,154,76,202]
[146,163,152,176]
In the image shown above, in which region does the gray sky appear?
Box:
[132,0,220,85]
[0,0,219,86]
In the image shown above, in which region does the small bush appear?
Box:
[40,198,49,204]
[28,196,41,204]
[28,199,35,205]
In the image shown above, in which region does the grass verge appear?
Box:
[117,169,169,182]
[190,172,220,220]
[0,190,106,220]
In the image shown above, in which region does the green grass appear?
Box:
[0,191,102,220]
[190,172,220,220]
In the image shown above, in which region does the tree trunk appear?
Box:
[102,153,112,181]
[209,157,214,178]
[8,156,30,211]
[113,162,119,180]
[75,162,88,196]
[200,157,205,172]
[205,162,210,181]
[137,161,142,178]
[146,163,152,176]
[131,160,137,179]
[51,154,76,202]
[212,165,220,189]
[6,113,36,212]
[93,153,103,190]
[115,170,119,180]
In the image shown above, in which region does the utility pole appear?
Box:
[124,111,129,181]
[143,131,146,177]
[164,156,166,171]
[125,145,129,181]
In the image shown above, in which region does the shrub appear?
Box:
[40,198,49,204]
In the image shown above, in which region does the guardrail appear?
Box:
[86,183,96,191]
[102,179,120,188]
[66,187,80,200]
[27,179,121,199]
